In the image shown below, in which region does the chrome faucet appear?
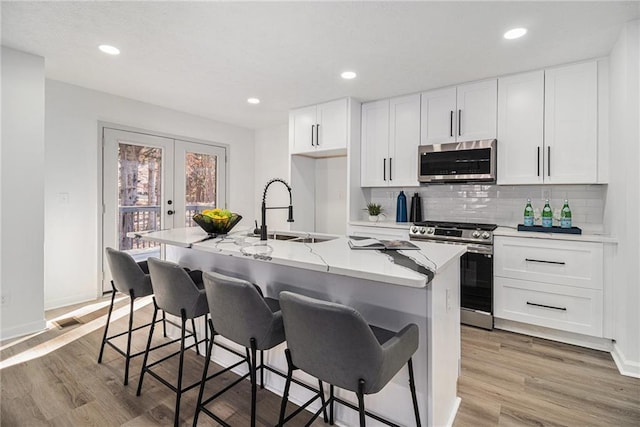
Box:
[261,178,294,240]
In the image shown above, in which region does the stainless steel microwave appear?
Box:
[418,139,497,183]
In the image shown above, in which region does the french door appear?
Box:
[102,127,226,293]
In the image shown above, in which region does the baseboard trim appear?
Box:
[446,397,462,427]
[494,318,613,352]
[612,343,640,378]
[45,292,97,311]
[0,319,47,341]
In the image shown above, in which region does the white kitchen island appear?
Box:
[136,227,465,427]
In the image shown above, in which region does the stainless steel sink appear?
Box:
[266,232,336,243]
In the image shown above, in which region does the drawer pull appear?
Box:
[525,258,566,265]
[526,301,567,311]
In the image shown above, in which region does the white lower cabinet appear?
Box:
[494,236,604,337]
[495,277,603,337]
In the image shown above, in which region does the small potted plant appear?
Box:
[365,203,384,222]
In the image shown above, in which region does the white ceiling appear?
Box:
[2,1,638,130]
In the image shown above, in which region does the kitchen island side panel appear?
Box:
[166,245,461,427]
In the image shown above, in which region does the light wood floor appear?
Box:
[1,297,639,426]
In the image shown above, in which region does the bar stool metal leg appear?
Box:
[278,349,294,427]
[191,317,201,356]
[408,358,421,427]
[193,320,216,427]
[136,298,158,397]
[97,282,117,364]
[249,338,258,427]
[329,384,335,425]
[123,289,136,385]
[174,309,187,427]
[357,379,366,427]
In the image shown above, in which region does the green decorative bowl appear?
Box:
[192,213,242,236]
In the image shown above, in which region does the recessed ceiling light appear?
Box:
[341,71,357,80]
[504,28,527,40]
[99,44,120,55]
[247,98,260,104]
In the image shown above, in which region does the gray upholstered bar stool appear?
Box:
[194,272,325,427]
[99,247,167,385]
[136,257,210,427]
[278,291,422,427]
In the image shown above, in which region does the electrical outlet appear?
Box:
[1,294,9,306]
[542,189,551,201]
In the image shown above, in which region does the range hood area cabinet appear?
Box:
[497,60,603,185]
[289,98,349,157]
[289,98,361,234]
[420,79,498,145]
[360,94,421,187]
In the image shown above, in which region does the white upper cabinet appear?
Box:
[420,87,456,145]
[361,94,421,187]
[497,61,599,185]
[497,70,545,184]
[544,61,598,184]
[290,98,348,156]
[421,80,497,145]
[361,99,390,187]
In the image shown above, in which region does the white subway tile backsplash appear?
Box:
[371,184,606,229]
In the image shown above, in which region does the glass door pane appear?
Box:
[102,128,174,293]
[118,143,163,252]
[174,140,227,228]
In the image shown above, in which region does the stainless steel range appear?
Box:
[410,220,497,330]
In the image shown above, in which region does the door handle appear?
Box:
[525,258,565,265]
[526,301,567,311]
[458,109,462,136]
[547,146,551,176]
[311,125,315,146]
[316,123,320,146]
[383,158,386,181]
[537,147,540,177]
[450,111,454,137]
[389,157,392,181]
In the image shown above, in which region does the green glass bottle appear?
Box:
[524,199,534,226]
[560,199,572,229]
[542,199,553,228]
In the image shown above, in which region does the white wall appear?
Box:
[45,80,255,309]
[605,19,640,377]
[253,124,290,232]
[1,47,47,339]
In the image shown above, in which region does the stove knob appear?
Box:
[482,232,491,239]
[411,226,418,234]
[472,230,481,238]
[425,227,434,234]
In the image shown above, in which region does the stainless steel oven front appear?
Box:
[410,221,495,330]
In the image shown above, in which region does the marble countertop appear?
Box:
[135,227,466,288]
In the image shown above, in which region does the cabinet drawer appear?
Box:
[494,276,603,337]
[495,236,603,290]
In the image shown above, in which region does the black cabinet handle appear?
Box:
[389,158,392,181]
[383,158,386,181]
[537,147,540,177]
[450,111,454,137]
[525,258,566,265]
[316,123,320,146]
[311,125,315,146]
[527,301,567,311]
[458,109,462,136]
[547,146,551,176]
[167,210,175,215]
